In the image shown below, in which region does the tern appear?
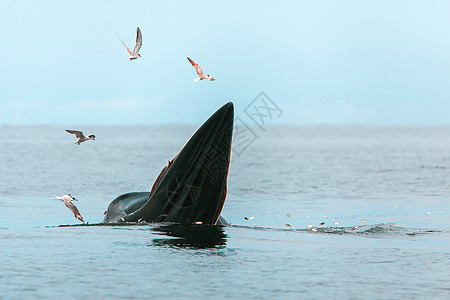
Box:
[66,129,95,145]
[117,27,142,60]
[56,194,84,223]
[187,57,215,82]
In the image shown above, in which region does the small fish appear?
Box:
[387,222,396,225]
[194,221,203,225]
[352,225,359,230]
[244,216,254,220]
[311,227,318,232]
[286,213,292,217]
[319,222,325,226]
[333,222,340,225]
[361,219,367,223]
[285,224,292,228]
[306,224,313,229]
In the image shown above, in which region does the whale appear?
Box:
[103,102,234,225]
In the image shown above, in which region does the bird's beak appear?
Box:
[73,198,78,201]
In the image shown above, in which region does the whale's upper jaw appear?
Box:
[110,102,234,225]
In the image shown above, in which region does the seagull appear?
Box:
[187,57,215,82]
[117,27,142,60]
[66,130,95,145]
[56,194,84,223]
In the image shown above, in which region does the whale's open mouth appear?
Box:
[103,102,234,225]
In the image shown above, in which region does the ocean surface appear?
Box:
[0,125,449,299]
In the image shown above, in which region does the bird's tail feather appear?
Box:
[193,78,200,83]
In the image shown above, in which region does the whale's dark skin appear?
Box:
[103,102,234,225]
[104,192,229,225]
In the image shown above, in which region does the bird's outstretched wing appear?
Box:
[187,57,198,67]
[116,33,133,56]
[65,201,84,223]
[133,27,142,55]
[66,130,85,139]
[187,57,204,77]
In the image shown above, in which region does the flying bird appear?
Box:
[56,194,84,223]
[66,130,95,145]
[187,57,215,82]
[117,27,142,60]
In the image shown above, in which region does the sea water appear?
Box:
[0,125,449,299]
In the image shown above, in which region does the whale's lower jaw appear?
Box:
[103,102,234,225]
[102,191,229,225]
[102,192,149,223]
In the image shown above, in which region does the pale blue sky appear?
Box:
[1,0,449,125]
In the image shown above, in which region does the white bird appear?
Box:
[66,129,95,145]
[117,27,142,60]
[56,194,84,223]
[187,57,216,82]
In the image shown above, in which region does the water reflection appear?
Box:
[151,224,227,249]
